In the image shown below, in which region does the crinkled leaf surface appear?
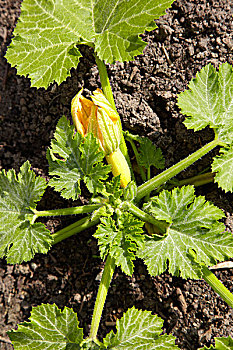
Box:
[47,116,110,200]
[94,213,144,275]
[138,185,233,279]
[105,176,123,203]
[6,0,174,87]
[178,63,233,192]
[103,307,178,350]
[199,336,233,350]
[212,147,233,192]
[138,137,165,170]
[0,161,52,264]
[177,63,233,144]
[8,304,83,350]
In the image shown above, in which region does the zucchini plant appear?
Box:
[2,0,233,348]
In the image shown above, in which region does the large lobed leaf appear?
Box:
[138,185,233,279]
[0,161,52,264]
[6,0,175,88]
[94,213,144,276]
[211,147,233,193]
[9,305,178,349]
[103,307,178,349]
[47,116,111,200]
[8,304,83,349]
[177,63,233,192]
[177,63,233,144]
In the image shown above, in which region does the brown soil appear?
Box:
[1,0,233,349]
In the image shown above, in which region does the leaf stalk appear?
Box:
[127,202,167,232]
[178,171,215,187]
[34,204,102,218]
[89,254,115,341]
[202,265,233,308]
[52,217,99,245]
[136,139,220,201]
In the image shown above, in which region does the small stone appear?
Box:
[30,262,38,271]
[74,293,82,303]
[47,274,58,281]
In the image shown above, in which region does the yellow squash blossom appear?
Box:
[71,89,131,188]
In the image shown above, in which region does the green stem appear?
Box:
[136,139,220,201]
[145,166,151,202]
[127,202,167,233]
[94,54,116,111]
[127,137,146,182]
[178,172,215,187]
[52,217,99,245]
[94,54,131,171]
[34,204,102,218]
[89,255,115,341]
[202,265,233,308]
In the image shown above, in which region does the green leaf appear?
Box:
[0,161,52,264]
[123,181,137,201]
[103,307,178,350]
[212,147,233,192]
[5,0,85,88]
[8,304,83,349]
[138,185,233,279]
[105,176,124,203]
[94,213,144,276]
[47,116,111,200]
[91,205,112,222]
[178,63,233,192]
[94,0,174,64]
[177,63,233,144]
[199,336,233,349]
[138,137,165,170]
[6,0,175,88]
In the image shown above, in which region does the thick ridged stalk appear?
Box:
[52,217,99,245]
[178,172,215,187]
[33,204,102,218]
[136,139,220,201]
[89,255,115,341]
[202,265,233,308]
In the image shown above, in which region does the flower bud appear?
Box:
[71,88,131,188]
[71,89,121,155]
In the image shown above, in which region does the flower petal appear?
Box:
[91,89,119,123]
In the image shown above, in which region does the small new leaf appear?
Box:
[8,304,83,350]
[138,185,233,279]
[123,181,137,201]
[0,161,52,264]
[138,137,165,170]
[81,339,102,350]
[103,307,178,350]
[94,213,144,276]
[199,336,233,350]
[47,116,111,200]
[6,0,175,87]
[212,147,233,192]
[105,176,123,203]
[177,63,233,144]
